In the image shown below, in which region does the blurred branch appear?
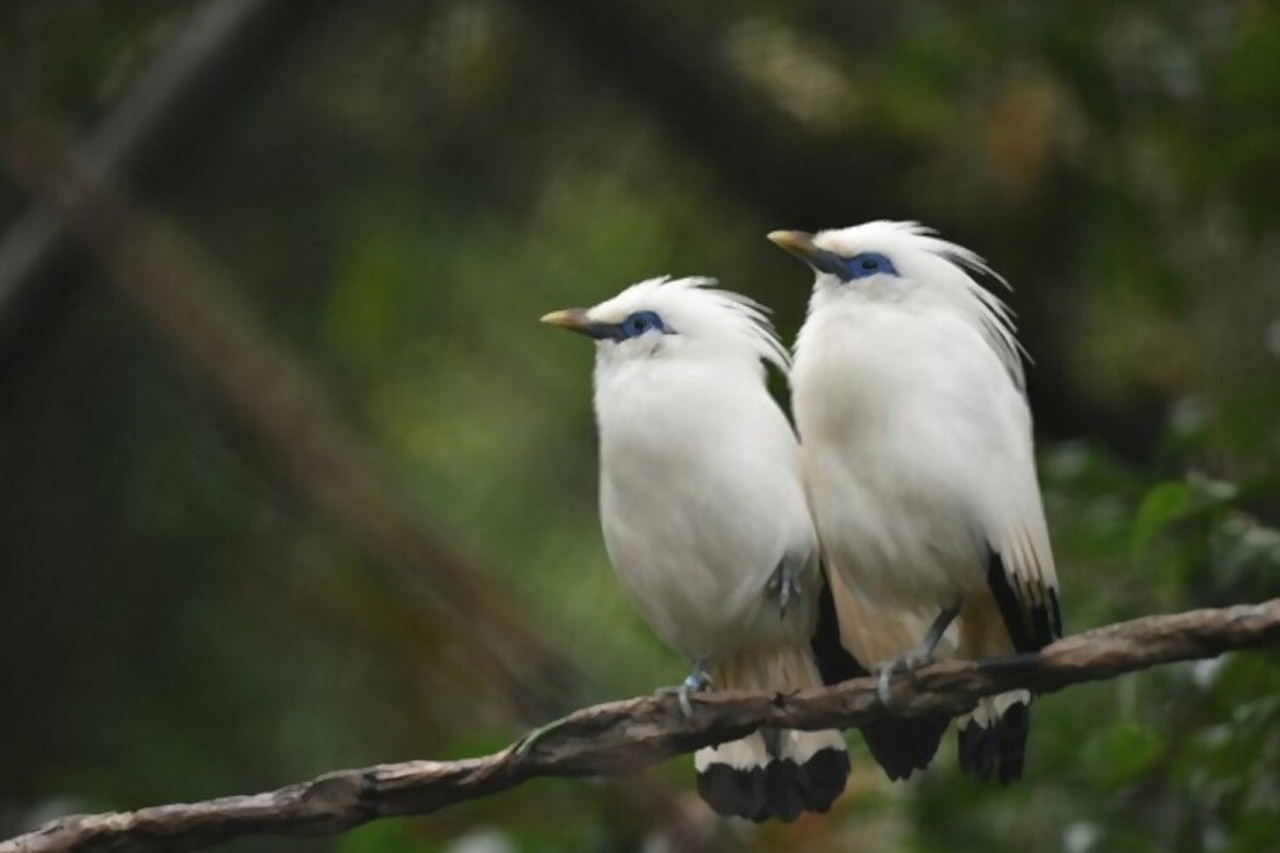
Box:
[5,125,582,720]
[0,0,313,366]
[5,599,1279,853]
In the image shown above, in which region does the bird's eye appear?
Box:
[619,310,666,339]
[843,252,899,281]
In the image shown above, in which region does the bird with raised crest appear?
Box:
[541,276,852,821]
[770,221,1063,784]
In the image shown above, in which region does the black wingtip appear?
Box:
[986,548,1061,654]
[957,701,1030,785]
[696,748,851,822]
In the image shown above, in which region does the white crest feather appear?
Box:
[586,275,790,373]
[811,221,1027,390]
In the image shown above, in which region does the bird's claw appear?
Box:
[876,665,895,706]
[679,669,712,716]
[876,648,933,706]
[657,667,711,717]
[767,564,801,618]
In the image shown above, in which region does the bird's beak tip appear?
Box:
[767,229,817,257]
[540,308,588,330]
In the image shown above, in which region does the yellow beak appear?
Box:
[767,229,819,260]
[540,308,592,334]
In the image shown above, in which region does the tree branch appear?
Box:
[0,0,314,359]
[5,123,583,722]
[4,599,1278,853]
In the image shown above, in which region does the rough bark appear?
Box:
[4,599,1279,853]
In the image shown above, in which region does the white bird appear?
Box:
[541,276,849,821]
[771,221,1062,784]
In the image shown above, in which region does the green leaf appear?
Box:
[1090,719,1166,787]
[1130,475,1240,562]
[1131,481,1195,559]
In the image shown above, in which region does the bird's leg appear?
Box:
[655,663,712,717]
[877,602,961,705]
[678,667,712,717]
[766,559,802,619]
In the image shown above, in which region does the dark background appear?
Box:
[2,1,1279,851]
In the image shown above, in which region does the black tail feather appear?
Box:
[697,763,749,818]
[860,714,951,781]
[957,700,1030,785]
[797,747,852,813]
[764,762,805,822]
[696,747,850,822]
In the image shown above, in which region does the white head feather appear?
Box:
[787,221,1025,390]
[570,275,789,376]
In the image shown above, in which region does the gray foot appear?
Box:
[876,647,934,706]
[657,666,711,717]
[766,563,802,618]
[878,603,961,704]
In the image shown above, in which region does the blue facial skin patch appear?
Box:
[617,310,667,339]
[585,310,670,341]
[810,249,900,282]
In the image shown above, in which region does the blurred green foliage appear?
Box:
[1,1,1278,851]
